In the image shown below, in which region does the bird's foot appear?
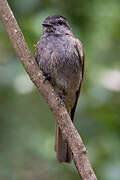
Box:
[60,94,66,104]
[43,73,51,82]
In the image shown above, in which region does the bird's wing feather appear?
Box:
[75,38,85,79]
[71,39,85,121]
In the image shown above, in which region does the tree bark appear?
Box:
[0,0,97,179]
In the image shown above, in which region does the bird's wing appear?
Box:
[75,38,85,79]
[71,39,85,121]
[34,41,41,66]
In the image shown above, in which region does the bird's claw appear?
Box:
[43,73,51,82]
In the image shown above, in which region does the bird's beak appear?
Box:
[42,22,53,27]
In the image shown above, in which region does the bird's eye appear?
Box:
[58,20,63,25]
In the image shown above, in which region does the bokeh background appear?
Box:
[0,0,120,179]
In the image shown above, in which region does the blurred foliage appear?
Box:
[0,0,120,179]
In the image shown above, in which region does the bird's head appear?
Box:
[42,15,72,35]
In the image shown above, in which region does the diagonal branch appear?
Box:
[0,0,97,179]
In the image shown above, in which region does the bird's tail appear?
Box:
[55,124,72,163]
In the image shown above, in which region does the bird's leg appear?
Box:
[59,89,67,104]
[60,94,66,103]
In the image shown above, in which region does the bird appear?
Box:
[35,15,85,163]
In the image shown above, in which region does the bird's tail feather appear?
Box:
[55,124,72,163]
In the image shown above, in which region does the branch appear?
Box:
[0,0,97,179]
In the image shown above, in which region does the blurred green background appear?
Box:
[0,0,120,179]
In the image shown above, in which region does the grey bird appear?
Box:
[35,15,85,163]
